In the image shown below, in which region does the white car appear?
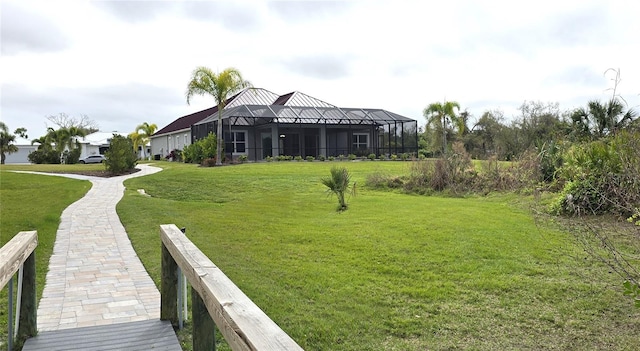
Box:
[79,155,106,164]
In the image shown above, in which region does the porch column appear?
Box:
[271,125,279,157]
[319,125,327,157]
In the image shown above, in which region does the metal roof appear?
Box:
[194,104,414,127]
[194,88,414,127]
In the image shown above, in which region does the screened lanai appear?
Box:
[191,88,418,161]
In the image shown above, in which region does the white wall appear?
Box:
[4,145,37,164]
[150,129,191,159]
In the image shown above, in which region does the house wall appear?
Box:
[4,145,37,164]
[150,129,191,159]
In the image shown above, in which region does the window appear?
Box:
[224,131,247,154]
[352,133,369,150]
[184,134,188,146]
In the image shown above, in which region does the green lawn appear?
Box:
[119,161,639,351]
[0,168,90,348]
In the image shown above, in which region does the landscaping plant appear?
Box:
[321,166,355,211]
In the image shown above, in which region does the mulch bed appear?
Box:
[51,168,141,178]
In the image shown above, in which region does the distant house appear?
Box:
[3,137,37,164]
[152,88,418,161]
[75,132,128,159]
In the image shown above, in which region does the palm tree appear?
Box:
[186,67,252,166]
[128,131,144,159]
[0,122,18,164]
[321,166,355,211]
[423,101,460,155]
[134,122,157,159]
[571,98,638,140]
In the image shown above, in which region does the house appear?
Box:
[152,88,418,161]
[3,137,37,164]
[76,132,128,159]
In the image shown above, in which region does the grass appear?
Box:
[0,167,90,348]
[118,161,639,350]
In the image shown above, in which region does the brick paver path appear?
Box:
[32,164,162,331]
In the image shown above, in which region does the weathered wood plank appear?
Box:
[22,319,181,351]
[192,285,216,351]
[0,231,37,289]
[161,241,178,326]
[160,224,304,351]
[17,250,37,341]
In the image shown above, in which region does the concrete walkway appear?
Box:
[29,164,163,331]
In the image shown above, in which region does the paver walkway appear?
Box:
[30,164,163,331]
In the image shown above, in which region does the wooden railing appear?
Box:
[0,231,38,350]
[160,224,304,351]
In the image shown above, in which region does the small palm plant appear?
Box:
[321,166,355,211]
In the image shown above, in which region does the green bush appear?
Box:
[367,153,376,160]
[306,156,315,162]
[328,156,335,161]
[238,154,248,163]
[183,133,216,164]
[28,148,60,164]
[294,155,303,161]
[265,155,273,162]
[104,134,137,174]
[347,154,357,160]
[552,131,640,216]
[318,155,326,161]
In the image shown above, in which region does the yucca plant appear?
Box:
[321,166,355,211]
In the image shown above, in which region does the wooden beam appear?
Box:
[192,285,216,351]
[161,240,178,326]
[0,231,37,290]
[160,224,304,351]
[17,250,37,342]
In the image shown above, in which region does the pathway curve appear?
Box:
[29,164,163,331]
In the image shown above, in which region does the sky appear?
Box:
[2,0,640,142]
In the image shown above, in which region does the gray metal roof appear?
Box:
[194,88,415,127]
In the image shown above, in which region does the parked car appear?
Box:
[79,155,106,164]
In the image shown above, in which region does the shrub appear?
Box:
[63,145,81,164]
[28,148,60,164]
[347,154,357,161]
[337,154,345,161]
[401,153,409,161]
[378,154,386,160]
[265,156,273,162]
[367,153,376,160]
[183,133,216,164]
[104,134,137,174]
[321,166,355,211]
[390,154,398,161]
[238,154,248,163]
[318,155,326,161]
[294,155,303,161]
[328,156,335,161]
[552,131,640,216]
[306,156,315,162]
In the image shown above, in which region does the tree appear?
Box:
[423,101,460,155]
[134,122,158,159]
[46,113,99,135]
[0,122,19,164]
[43,126,86,163]
[570,98,638,140]
[104,134,137,174]
[186,67,252,166]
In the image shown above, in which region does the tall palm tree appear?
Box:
[134,122,157,159]
[186,67,252,166]
[0,122,18,164]
[423,101,460,155]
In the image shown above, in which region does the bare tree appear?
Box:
[46,113,99,134]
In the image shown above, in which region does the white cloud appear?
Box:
[1,0,639,138]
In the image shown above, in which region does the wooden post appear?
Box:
[17,251,37,343]
[192,286,216,351]
[161,242,178,327]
